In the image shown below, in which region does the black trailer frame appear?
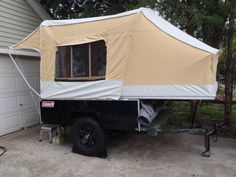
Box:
[40,99,220,157]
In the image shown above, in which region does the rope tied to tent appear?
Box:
[7,47,40,97]
[7,47,42,123]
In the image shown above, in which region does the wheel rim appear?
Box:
[79,126,96,147]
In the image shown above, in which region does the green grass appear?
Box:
[169,101,190,119]
[200,104,236,122]
[200,104,224,120]
[169,101,236,122]
[167,101,191,127]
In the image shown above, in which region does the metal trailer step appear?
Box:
[39,124,60,143]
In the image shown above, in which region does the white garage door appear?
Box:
[0,54,40,136]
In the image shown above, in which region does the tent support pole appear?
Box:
[191,100,200,128]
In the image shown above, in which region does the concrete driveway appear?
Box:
[0,125,236,177]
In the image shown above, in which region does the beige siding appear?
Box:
[0,0,42,48]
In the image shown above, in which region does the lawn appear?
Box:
[169,101,236,123]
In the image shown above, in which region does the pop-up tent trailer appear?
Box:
[12,7,219,101]
[9,7,220,157]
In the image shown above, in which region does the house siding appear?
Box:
[0,0,50,136]
[0,0,42,48]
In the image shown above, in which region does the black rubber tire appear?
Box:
[71,117,106,156]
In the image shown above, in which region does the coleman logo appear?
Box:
[42,101,55,108]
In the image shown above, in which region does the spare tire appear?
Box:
[71,117,106,156]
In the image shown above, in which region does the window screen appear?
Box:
[56,46,71,78]
[91,40,106,77]
[72,44,89,77]
[55,40,106,81]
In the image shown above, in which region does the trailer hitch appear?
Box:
[202,122,227,157]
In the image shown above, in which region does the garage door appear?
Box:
[0,54,40,136]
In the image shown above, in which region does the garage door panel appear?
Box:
[0,69,17,75]
[18,61,40,76]
[0,76,17,89]
[1,114,20,132]
[17,59,35,74]
[19,76,35,89]
[0,57,18,75]
[19,80,39,96]
[0,55,15,69]
[33,60,40,75]
[21,94,34,106]
[1,95,19,111]
[21,111,38,126]
[35,76,40,92]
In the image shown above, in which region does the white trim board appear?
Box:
[0,48,40,57]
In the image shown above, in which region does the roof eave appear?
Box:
[25,0,52,20]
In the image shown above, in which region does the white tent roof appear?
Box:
[41,8,218,54]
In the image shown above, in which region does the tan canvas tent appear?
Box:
[12,8,219,100]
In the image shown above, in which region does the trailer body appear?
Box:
[41,100,139,131]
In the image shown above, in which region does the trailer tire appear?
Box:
[72,117,106,156]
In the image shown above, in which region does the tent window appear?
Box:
[56,46,71,78]
[72,44,89,77]
[55,40,106,81]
